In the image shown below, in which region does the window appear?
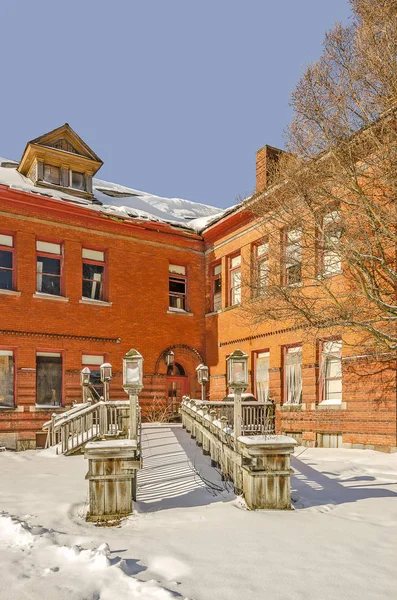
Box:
[254,242,269,296]
[285,345,302,405]
[255,351,270,402]
[43,164,60,186]
[82,354,104,398]
[0,234,14,291]
[285,230,302,285]
[229,254,241,305]
[36,241,62,296]
[321,211,342,275]
[36,352,62,406]
[321,340,342,404]
[0,350,14,408]
[71,171,85,191]
[211,263,222,311]
[169,264,187,310]
[82,249,106,301]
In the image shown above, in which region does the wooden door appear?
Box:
[166,376,188,417]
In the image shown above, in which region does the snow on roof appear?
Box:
[0,158,225,233]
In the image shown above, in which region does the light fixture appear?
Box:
[164,350,175,367]
[123,349,144,392]
[227,349,248,390]
[80,367,91,387]
[100,362,113,383]
[196,363,209,385]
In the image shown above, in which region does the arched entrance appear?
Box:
[166,362,188,417]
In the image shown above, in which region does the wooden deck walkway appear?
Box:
[137,423,234,511]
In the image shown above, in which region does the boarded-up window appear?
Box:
[36,353,62,406]
[71,171,85,191]
[285,346,302,404]
[0,350,14,407]
[43,164,61,185]
[255,351,269,402]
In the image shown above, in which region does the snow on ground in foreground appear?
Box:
[0,425,396,600]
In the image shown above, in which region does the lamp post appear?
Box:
[226,349,248,440]
[100,362,112,402]
[196,363,209,402]
[80,367,91,403]
[123,349,144,441]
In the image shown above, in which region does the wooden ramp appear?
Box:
[137,423,234,511]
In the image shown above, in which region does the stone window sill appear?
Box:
[316,401,346,410]
[205,310,222,317]
[0,289,21,297]
[79,298,113,307]
[280,403,303,411]
[33,293,69,302]
[167,309,193,316]
[32,405,64,411]
[223,304,240,312]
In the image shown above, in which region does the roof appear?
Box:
[0,157,225,233]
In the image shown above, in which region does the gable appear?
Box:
[27,123,102,163]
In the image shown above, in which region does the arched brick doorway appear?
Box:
[155,344,204,420]
[166,362,188,416]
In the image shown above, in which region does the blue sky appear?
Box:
[0,1,351,209]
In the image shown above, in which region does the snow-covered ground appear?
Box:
[0,424,396,600]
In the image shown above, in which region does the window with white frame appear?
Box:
[229,254,241,305]
[82,354,104,398]
[321,340,342,403]
[254,241,269,295]
[255,351,270,402]
[0,350,14,408]
[285,230,302,286]
[36,352,62,406]
[169,264,187,310]
[36,241,62,296]
[82,249,106,301]
[0,234,14,291]
[211,263,222,311]
[285,345,302,404]
[322,210,342,275]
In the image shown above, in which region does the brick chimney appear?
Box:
[255,145,285,192]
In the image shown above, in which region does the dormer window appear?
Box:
[71,170,85,191]
[17,123,103,200]
[43,164,60,186]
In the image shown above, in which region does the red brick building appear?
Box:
[0,125,396,452]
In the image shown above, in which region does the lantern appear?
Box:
[164,350,175,367]
[123,349,144,393]
[227,349,248,390]
[80,367,91,387]
[196,363,209,385]
[100,363,113,383]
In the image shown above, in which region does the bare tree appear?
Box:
[246,0,397,356]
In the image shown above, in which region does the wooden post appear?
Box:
[129,393,137,441]
[51,413,56,446]
[233,389,242,440]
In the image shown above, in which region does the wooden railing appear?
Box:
[43,400,138,455]
[188,399,275,435]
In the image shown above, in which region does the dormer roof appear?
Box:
[18,123,103,173]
